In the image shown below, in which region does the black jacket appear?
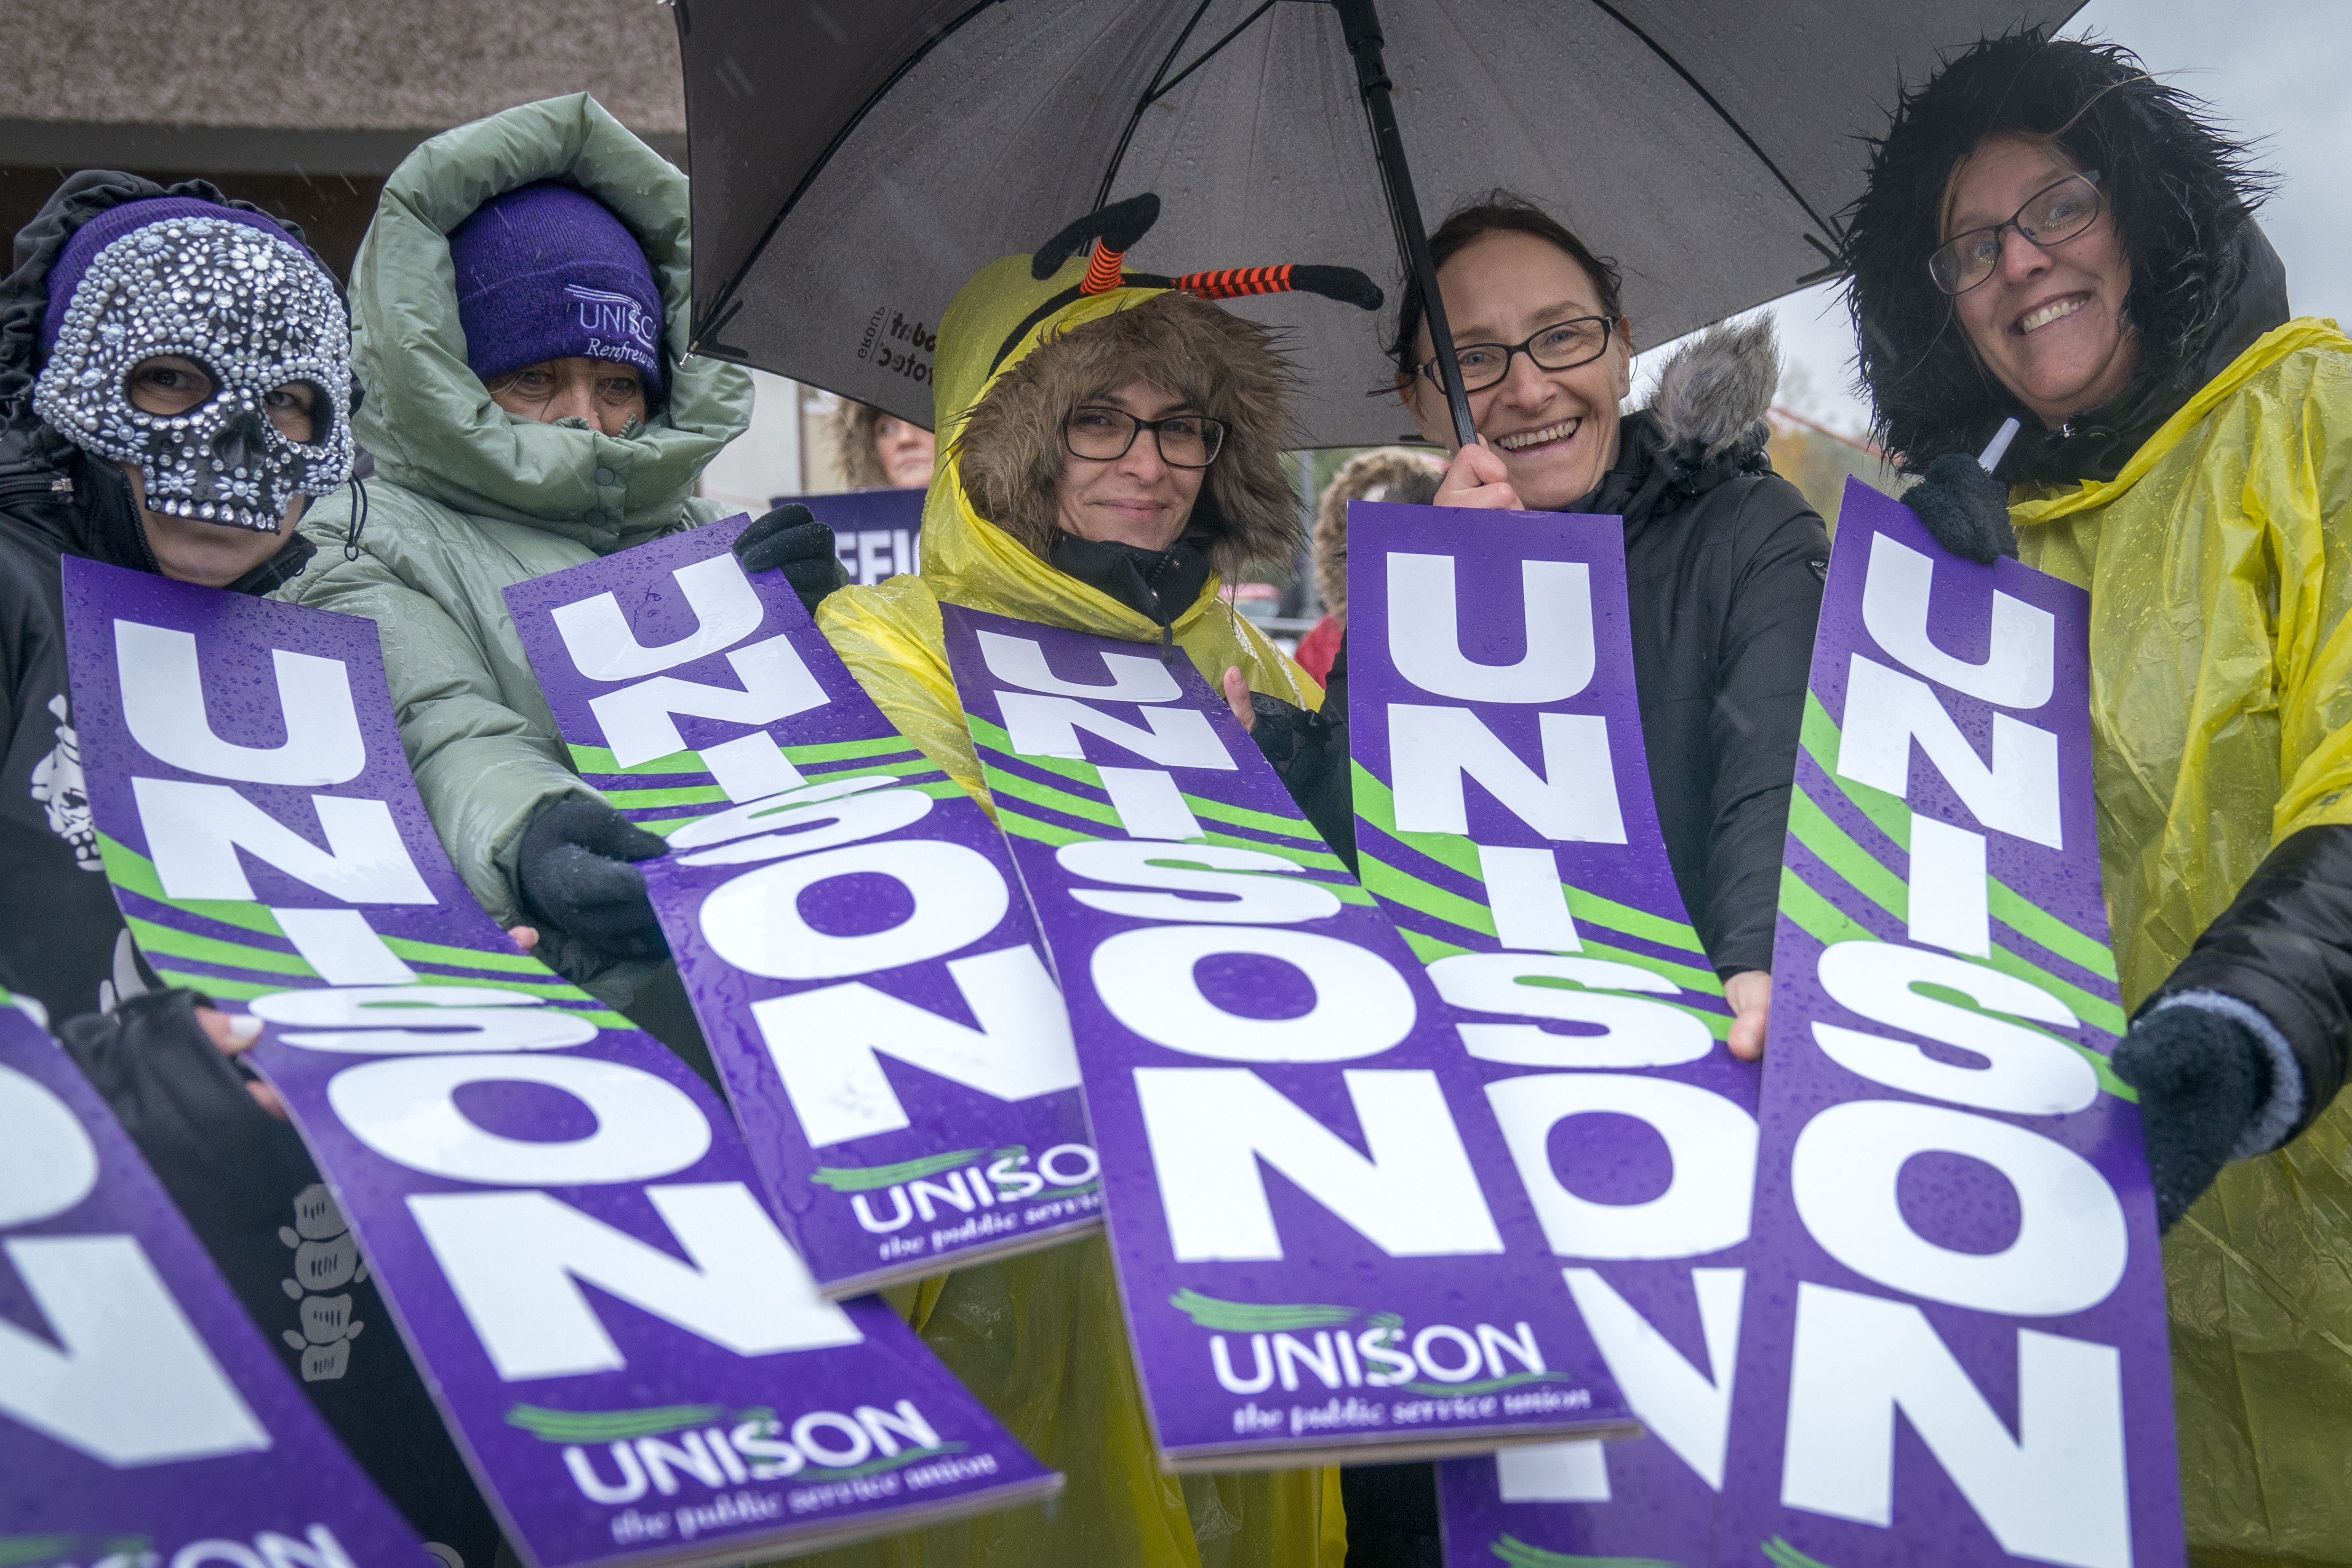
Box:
[1,173,496,1567]
[1265,321,1828,978]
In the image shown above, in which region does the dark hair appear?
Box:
[1385,192,1624,381]
[1843,32,2274,468]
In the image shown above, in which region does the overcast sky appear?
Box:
[1640,0,2352,436]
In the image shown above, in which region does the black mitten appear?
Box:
[2111,1004,2272,1230]
[734,503,851,614]
[1904,451,2017,564]
[1247,692,1357,874]
[516,797,671,960]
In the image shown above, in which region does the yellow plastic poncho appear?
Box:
[2011,317,2352,1565]
[805,254,1339,1568]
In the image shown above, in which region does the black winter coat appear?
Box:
[0,172,497,1567]
[1266,332,1828,979]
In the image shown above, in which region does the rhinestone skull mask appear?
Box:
[33,215,355,532]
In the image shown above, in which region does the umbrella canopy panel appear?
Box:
[679,0,2079,449]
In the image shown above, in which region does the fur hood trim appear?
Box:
[1842,32,2275,469]
[1646,315,1779,464]
[954,290,1302,579]
[1313,447,1441,615]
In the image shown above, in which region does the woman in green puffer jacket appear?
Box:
[278,94,753,1042]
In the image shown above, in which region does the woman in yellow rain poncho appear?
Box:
[1844,34,2352,1565]
[806,195,1369,1568]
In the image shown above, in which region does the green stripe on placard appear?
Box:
[98,834,280,935]
[968,715,1328,844]
[125,917,316,978]
[993,805,1092,848]
[1350,764,1708,957]
[151,970,282,1000]
[600,782,726,808]
[568,736,918,776]
[1168,1288,1358,1330]
[1776,866,1878,949]
[1800,692,2118,982]
[378,935,548,974]
[1787,786,1910,920]
[1490,1536,1675,1568]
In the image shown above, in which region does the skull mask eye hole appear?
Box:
[125,355,218,419]
[265,380,326,446]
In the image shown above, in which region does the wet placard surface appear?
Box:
[941,603,1638,1470]
[63,559,1059,1568]
[505,520,1092,1296]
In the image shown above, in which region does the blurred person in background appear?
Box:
[833,396,938,489]
[1294,446,1442,682]
[0,171,502,1568]
[1844,35,2352,1560]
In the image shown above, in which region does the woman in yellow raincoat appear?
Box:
[1843,34,2352,1564]
[806,195,1364,1568]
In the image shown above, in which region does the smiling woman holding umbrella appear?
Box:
[1841,33,2352,1562]
[809,195,1366,1568]
[1379,194,1832,1066]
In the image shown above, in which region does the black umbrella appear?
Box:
[674,0,2077,449]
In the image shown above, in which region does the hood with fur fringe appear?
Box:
[1647,314,1779,465]
[955,289,1300,580]
[1842,32,2280,479]
[1313,447,1441,616]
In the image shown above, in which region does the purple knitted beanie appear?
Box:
[40,197,303,353]
[447,182,664,395]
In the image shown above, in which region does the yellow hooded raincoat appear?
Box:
[2010,317,2352,1564]
[803,255,1340,1567]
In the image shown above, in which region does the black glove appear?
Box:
[2112,1004,2274,1231]
[1247,691,1358,874]
[734,503,851,615]
[1904,451,2017,564]
[516,797,671,961]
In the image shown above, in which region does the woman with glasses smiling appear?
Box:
[1370,193,1830,1068]
[1843,35,2352,1561]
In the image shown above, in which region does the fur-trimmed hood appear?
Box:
[1645,314,1779,467]
[1843,32,2281,480]
[1313,447,1440,616]
[955,289,1301,580]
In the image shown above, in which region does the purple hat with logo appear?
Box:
[447,182,664,396]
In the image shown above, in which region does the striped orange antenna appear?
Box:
[1081,242,1127,295]
[1172,265,1295,300]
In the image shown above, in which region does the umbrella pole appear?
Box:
[1333,0,1477,452]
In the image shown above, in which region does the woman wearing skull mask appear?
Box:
[0,173,505,1568]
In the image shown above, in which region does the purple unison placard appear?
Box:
[1334,502,1762,1565]
[938,603,1640,1471]
[59,558,1059,1568]
[1714,478,2180,1568]
[503,517,1093,1297]
[0,997,428,1568]
[772,488,925,588]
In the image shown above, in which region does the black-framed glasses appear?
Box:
[1417,316,1615,394]
[1063,405,1227,468]
[1929,171,2104,295]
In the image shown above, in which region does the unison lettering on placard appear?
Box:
[1341,503,1760,1566]
[1715,480,2178,1568]
[503,517,1092,1296]
[943,603,1637,1471]
[62,559,1060,1568]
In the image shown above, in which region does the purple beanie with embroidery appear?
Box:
[447,182,664,395]
[39,196,302,353]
